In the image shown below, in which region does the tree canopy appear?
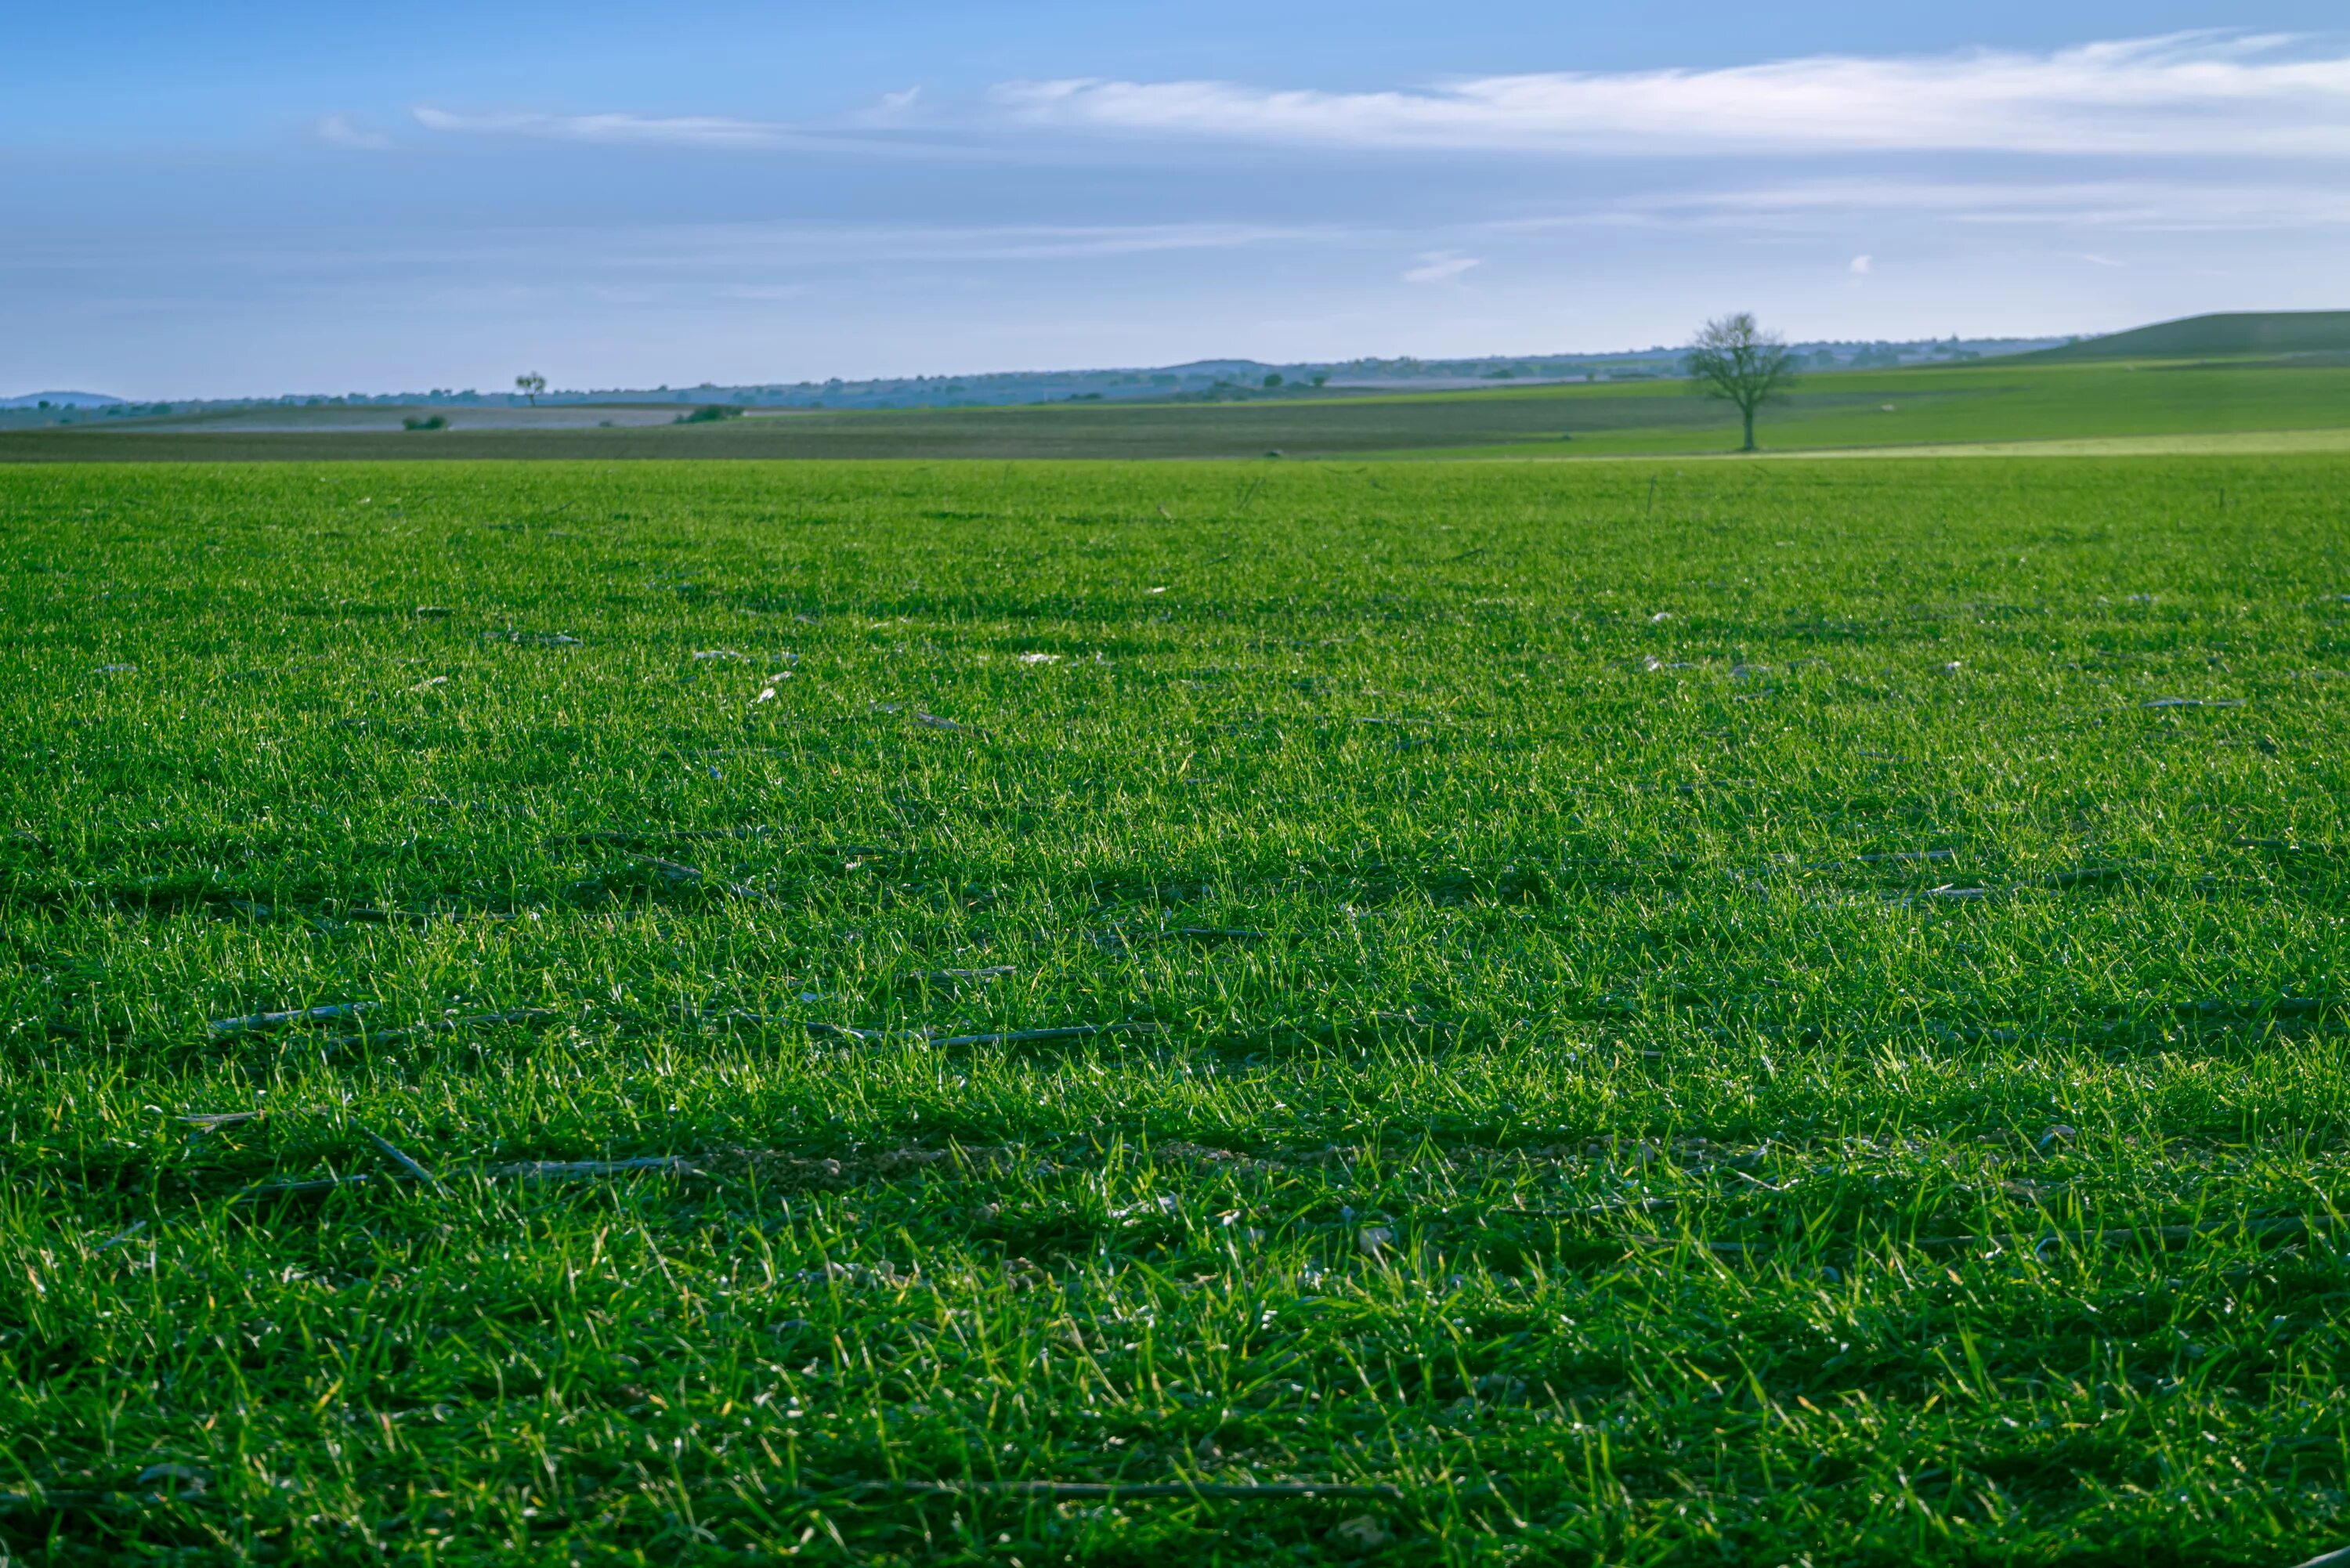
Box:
[1687,314,1798,452]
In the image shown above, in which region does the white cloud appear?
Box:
[816,221,1324,263]
[1518,177,2350,233]
[314,114,393,152]
[2067,251,2128,266]
[409,99,1000,161]
[717,283,815,301]
[1401,251,1481,284]
[6,219,1350,290]
[490,219,1340,270]
[990,32,2350,156]
[413,106,789,148]
[1849,254,1873,274]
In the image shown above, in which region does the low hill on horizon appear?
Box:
[13,353,2350,462]
[0,391,125,410]
[2022,311,2350,363]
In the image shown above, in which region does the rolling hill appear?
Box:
[2023,310,2350,362]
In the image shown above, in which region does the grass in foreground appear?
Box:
[3,457,2349,1565]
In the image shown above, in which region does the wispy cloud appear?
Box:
[990,33,2350,157]
[413,106,790,148]
[314,114,393,152]
[716,283,816,302]
[399,34,2350,169]
[1849,254,1873,274]
[864,87,924,123]
[1401,251,1480,284]
[764,220,1329,264]
[2067,251,2128,266]
[409,219,1347,271]
[0,218,1355,287]
[1527,176,2350,233]
[408,100,1010,161]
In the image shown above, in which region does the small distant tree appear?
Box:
[515,372,547,406]
[1263,372,1283,388]
[1687,313,1798,452]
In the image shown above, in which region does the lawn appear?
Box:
[3,457,2348,1564]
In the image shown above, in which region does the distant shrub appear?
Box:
[675,405,743,425]
[401,414,448,432]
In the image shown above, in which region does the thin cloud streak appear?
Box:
[413,106,796,148]
[314,114,394,152]
[991,32,2350,157]
[407,103,989,160]
[627,219,1340,266]
[1401,252,1481,283]
[1496,177,2350,233]
[862,87,924,123]
[0,218,1354,276]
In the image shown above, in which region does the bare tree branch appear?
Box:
[1687,313,1798,452]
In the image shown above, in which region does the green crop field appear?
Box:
[9,355,2350,464]
[5,457,2350,1565]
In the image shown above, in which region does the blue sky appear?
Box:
[7,1,2349,396]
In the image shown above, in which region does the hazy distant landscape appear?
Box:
[8,313,2348,463]
[0,332,2064,431]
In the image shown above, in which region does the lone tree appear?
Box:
[515,372,547,406]
[1687,313,1797,452]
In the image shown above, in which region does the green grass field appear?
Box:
[5,457,2350,1564]
[9,356,2350,463]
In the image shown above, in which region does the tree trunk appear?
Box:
[1741,404,1757,452]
